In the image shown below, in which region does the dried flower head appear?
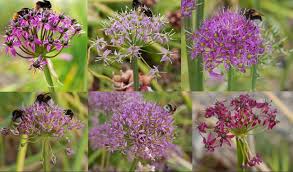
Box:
[16,102,83,138]
[191,10,265,77]
[93,9,173,72]
[89,100,175,161]
[4,8,82,70]
[198,94,278,167]
[181,0,196,17]
[112,69,154,91]
[167,10,182,30]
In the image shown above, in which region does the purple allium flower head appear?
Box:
[89,101,175,161]
[94,9,173,67]
[191,10,265,76]
[181,0,196,17]
[16,102,83,138]
[88,92,143,114]
[3,8,82,70]
[198,94,279,167]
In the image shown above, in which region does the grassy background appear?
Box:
[0,0,87,92]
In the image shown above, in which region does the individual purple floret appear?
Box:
[181,0,196,17]
[17,102,83,138]
[88,92,143,114]
[90,101,175,161]
[94,9,173,69]
[191,10,265,77]
[3,8,82,70]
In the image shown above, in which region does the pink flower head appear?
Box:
[16,102,83,138]
[191,10,265,77]
[89,97,175,161]
[246,154,262,167]
[203,133,216,152]
[3,7,82,71]
[181,0,196,17]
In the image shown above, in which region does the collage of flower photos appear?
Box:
[0,0,292,172]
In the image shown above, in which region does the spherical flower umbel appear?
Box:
[4,8,82,70]
[181,0,196,17]
[17,102,83,138]
[197,94,278,167]
[94,9,173,69]
[90,100,175,161]
[191,10,265,77]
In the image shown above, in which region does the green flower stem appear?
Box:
[236,137,245,172]
[72,126,88,171]
[251,0,260,91]
[16,135,28,172]
[193,0,205,91]
[101,150,106,170]
[251,64,257,91]
[43,63,58,103]
[132,57,139,91]
[42,137,50,172]
[44,64,55,93]
[129,158,139,172]
[194,57,204,91]
[183,18,197,91]
[0,137,4,166]
[228,68,234,91]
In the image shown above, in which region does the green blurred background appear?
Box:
[0,92,88,171]
[88,92,192,171]
[0,0,87,92]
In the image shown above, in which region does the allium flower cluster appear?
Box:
[88,92,143,114]
[94,9,173,67]
[17,102,83,138]
[191,10,265,77]
[89,95,175,161]
[198,95,278,151]
[181,0,196,17]
[198,95,278,167]
[4,8,82,70]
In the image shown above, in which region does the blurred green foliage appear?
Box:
[0,0,87,92]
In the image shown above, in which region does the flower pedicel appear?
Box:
[198,94,279,168]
